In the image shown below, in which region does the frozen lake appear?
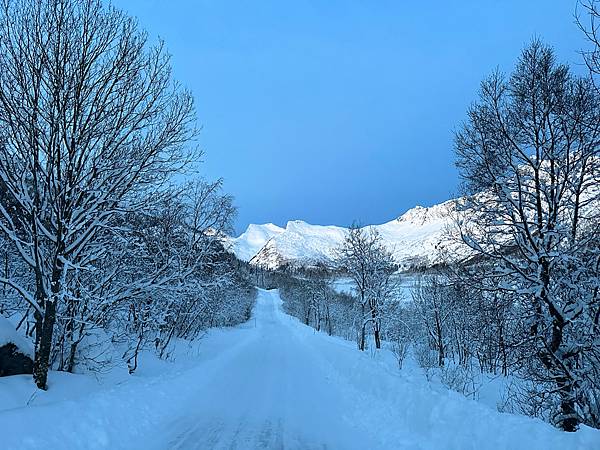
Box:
[331,272,420,301]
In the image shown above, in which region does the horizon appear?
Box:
[114,0,588,234]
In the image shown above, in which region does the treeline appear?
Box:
[1,180,256,375]
[0,0,254,387]
[269,246,599,433]
[266,270,357,341]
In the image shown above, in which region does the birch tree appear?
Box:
[0,0,195,389]
[336,225,396,350]
[455,40,600,431]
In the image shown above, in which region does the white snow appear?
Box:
[226,223,284,262]
[250,220,348,269]
[332,273,416,300]
[241,199,463,270]
[1,289,598,449]
[0,315,33,357]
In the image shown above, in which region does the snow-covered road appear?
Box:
[150,289,598,450]
[2,289,598,449]
[162,289,370,449]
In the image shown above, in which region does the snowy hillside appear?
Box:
[225,223,284,262]
[249,220,348,269]
[231,199,463,270]
[375,199,462,269]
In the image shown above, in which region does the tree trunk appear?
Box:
[66,341,78,373]
[33,299,56,390]
[557,376,578,432]
[537,259,579,432]
[498,322,508,376]
[434,312,444,367]
[374,328,381,349]
[33,256,63,389]
[371,306,381,349]
[359,325,366,351]
[359,303,366,351]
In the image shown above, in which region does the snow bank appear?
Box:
[0,328,248,449]
[280,298,600,450]
[0,315,33,357]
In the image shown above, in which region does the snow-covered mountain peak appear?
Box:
[284,220,310,233]
[397,205,425,222]
[396,199,455,226]
[245,223,284,236]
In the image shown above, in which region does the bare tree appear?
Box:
[412,275,453,368]
[455,40,600,431]
[336,225,396,350]
[578,0,600,86]
[0,0,196,389]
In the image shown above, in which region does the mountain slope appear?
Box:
[249,220,348,269]
[374,199,461,269]
[226,223,284,262]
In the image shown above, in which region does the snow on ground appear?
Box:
[331,276,356,295]
[0,315,33,357]
[1,289,598,449]
[332,273,417,300]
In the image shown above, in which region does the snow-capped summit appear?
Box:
[375,200,459,269]
[395,199,455,225]
[229,198,463,270]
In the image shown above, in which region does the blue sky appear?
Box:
[115,0,587,234]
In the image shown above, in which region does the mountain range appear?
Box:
[225,199,464,270]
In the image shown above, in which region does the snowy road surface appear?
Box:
[163,289,369,450]
[1,289,599,449]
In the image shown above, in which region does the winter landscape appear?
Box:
[1,0,600,449]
